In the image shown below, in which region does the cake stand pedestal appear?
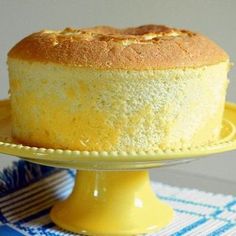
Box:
[0,99,236,235]
[51,171,173,235]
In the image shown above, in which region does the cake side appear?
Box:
[8,25,228,70]
[8,58,229,151]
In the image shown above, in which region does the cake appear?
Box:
[7,25,230,151]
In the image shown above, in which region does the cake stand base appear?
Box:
[50,170,174,235]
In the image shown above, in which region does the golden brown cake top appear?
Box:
[8,25,229,70]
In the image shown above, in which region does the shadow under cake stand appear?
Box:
[0,99,236,235]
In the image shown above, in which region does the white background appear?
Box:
[0,0,236,193]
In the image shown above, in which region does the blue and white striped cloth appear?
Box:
[0,161,236,236]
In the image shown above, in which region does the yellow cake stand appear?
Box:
[1,99,236,235]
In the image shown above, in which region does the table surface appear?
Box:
[150,168,236,196]
[1,163,235,236]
